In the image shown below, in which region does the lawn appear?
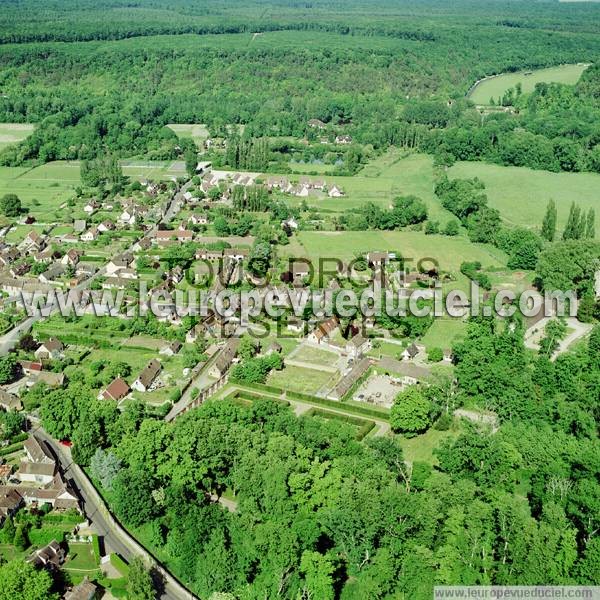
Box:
[267,364,338,395]
[399,427,459,465]
[448,161,600,237]
[120,159,187,181]
[66,543,99,570]
[0,123,35,150]
[0,543,30,562]
[368,340,404,360]
[293,345,339,365]
[420,318,468,350]
[292,229,507,273]
[468,63,589,104]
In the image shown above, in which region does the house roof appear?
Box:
[19,360,42,372]
[331,358,372,399]
[39,338,63,353]
[24,436,55,464]
[65,577,97,600]
[0,486,23,515]
[155,229,193,240]
[136,359,162,388]
[347,333,368,348]
[19,460,56,478]
[0,390,22,411]
[291,261,310,277]
[378,358,432,381]
[31,371,65,387]
[102,377,130,401]
[213,338,240,374]
[163,341,182,354]
[367,251,389,264]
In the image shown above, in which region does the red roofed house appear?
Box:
[100,377,130,402]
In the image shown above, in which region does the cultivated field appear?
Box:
[0,123,35,150]
[449,161,600,236]
[468,63,589,104]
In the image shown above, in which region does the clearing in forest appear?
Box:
[468,63,589,104]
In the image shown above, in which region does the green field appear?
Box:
[449,161,600,236]
[167,123,209,148]
[292,229,507,273]
[0,123,35,150]
[0,162,78,221]
[420,318,468,350]
[120,159,187,180]
[281,151,456,223]
[293,345,340,365]
[267,365,338,395]
[468,63,589,104]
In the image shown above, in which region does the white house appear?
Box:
[281,217,298,231]
[18,436,56,485]
[328,185,344,198]
[345,333,372,359]
[80,227,99,242]
[97,221,115,233]
[132,359,162,392]
[34,338,64,360]
[83,201,99,215]
[295,185,310,198]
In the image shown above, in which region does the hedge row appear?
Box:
[285,389,390,420]
[0,441,24,456]
[80,255,105,262]
[92,534,101,563]
[110,553,130,577]
[241,382,284,395]
[238,382,390,421]
[229,390,290,407]
[304,408,377,440]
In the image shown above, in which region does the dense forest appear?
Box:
[1,0,600,172]
[34,320,600,598]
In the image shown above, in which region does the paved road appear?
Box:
[34,427,196,600]
[524,316,592,360]
[0,315,36,354]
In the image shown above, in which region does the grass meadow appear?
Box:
[291,230,507,272]
[449,161,600,237]
[0,162,78,222]
[166,123,209,148]
[0,123,35,150]
[468,63,589,104]
[420,318,468,350]
[281,151,457,223]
